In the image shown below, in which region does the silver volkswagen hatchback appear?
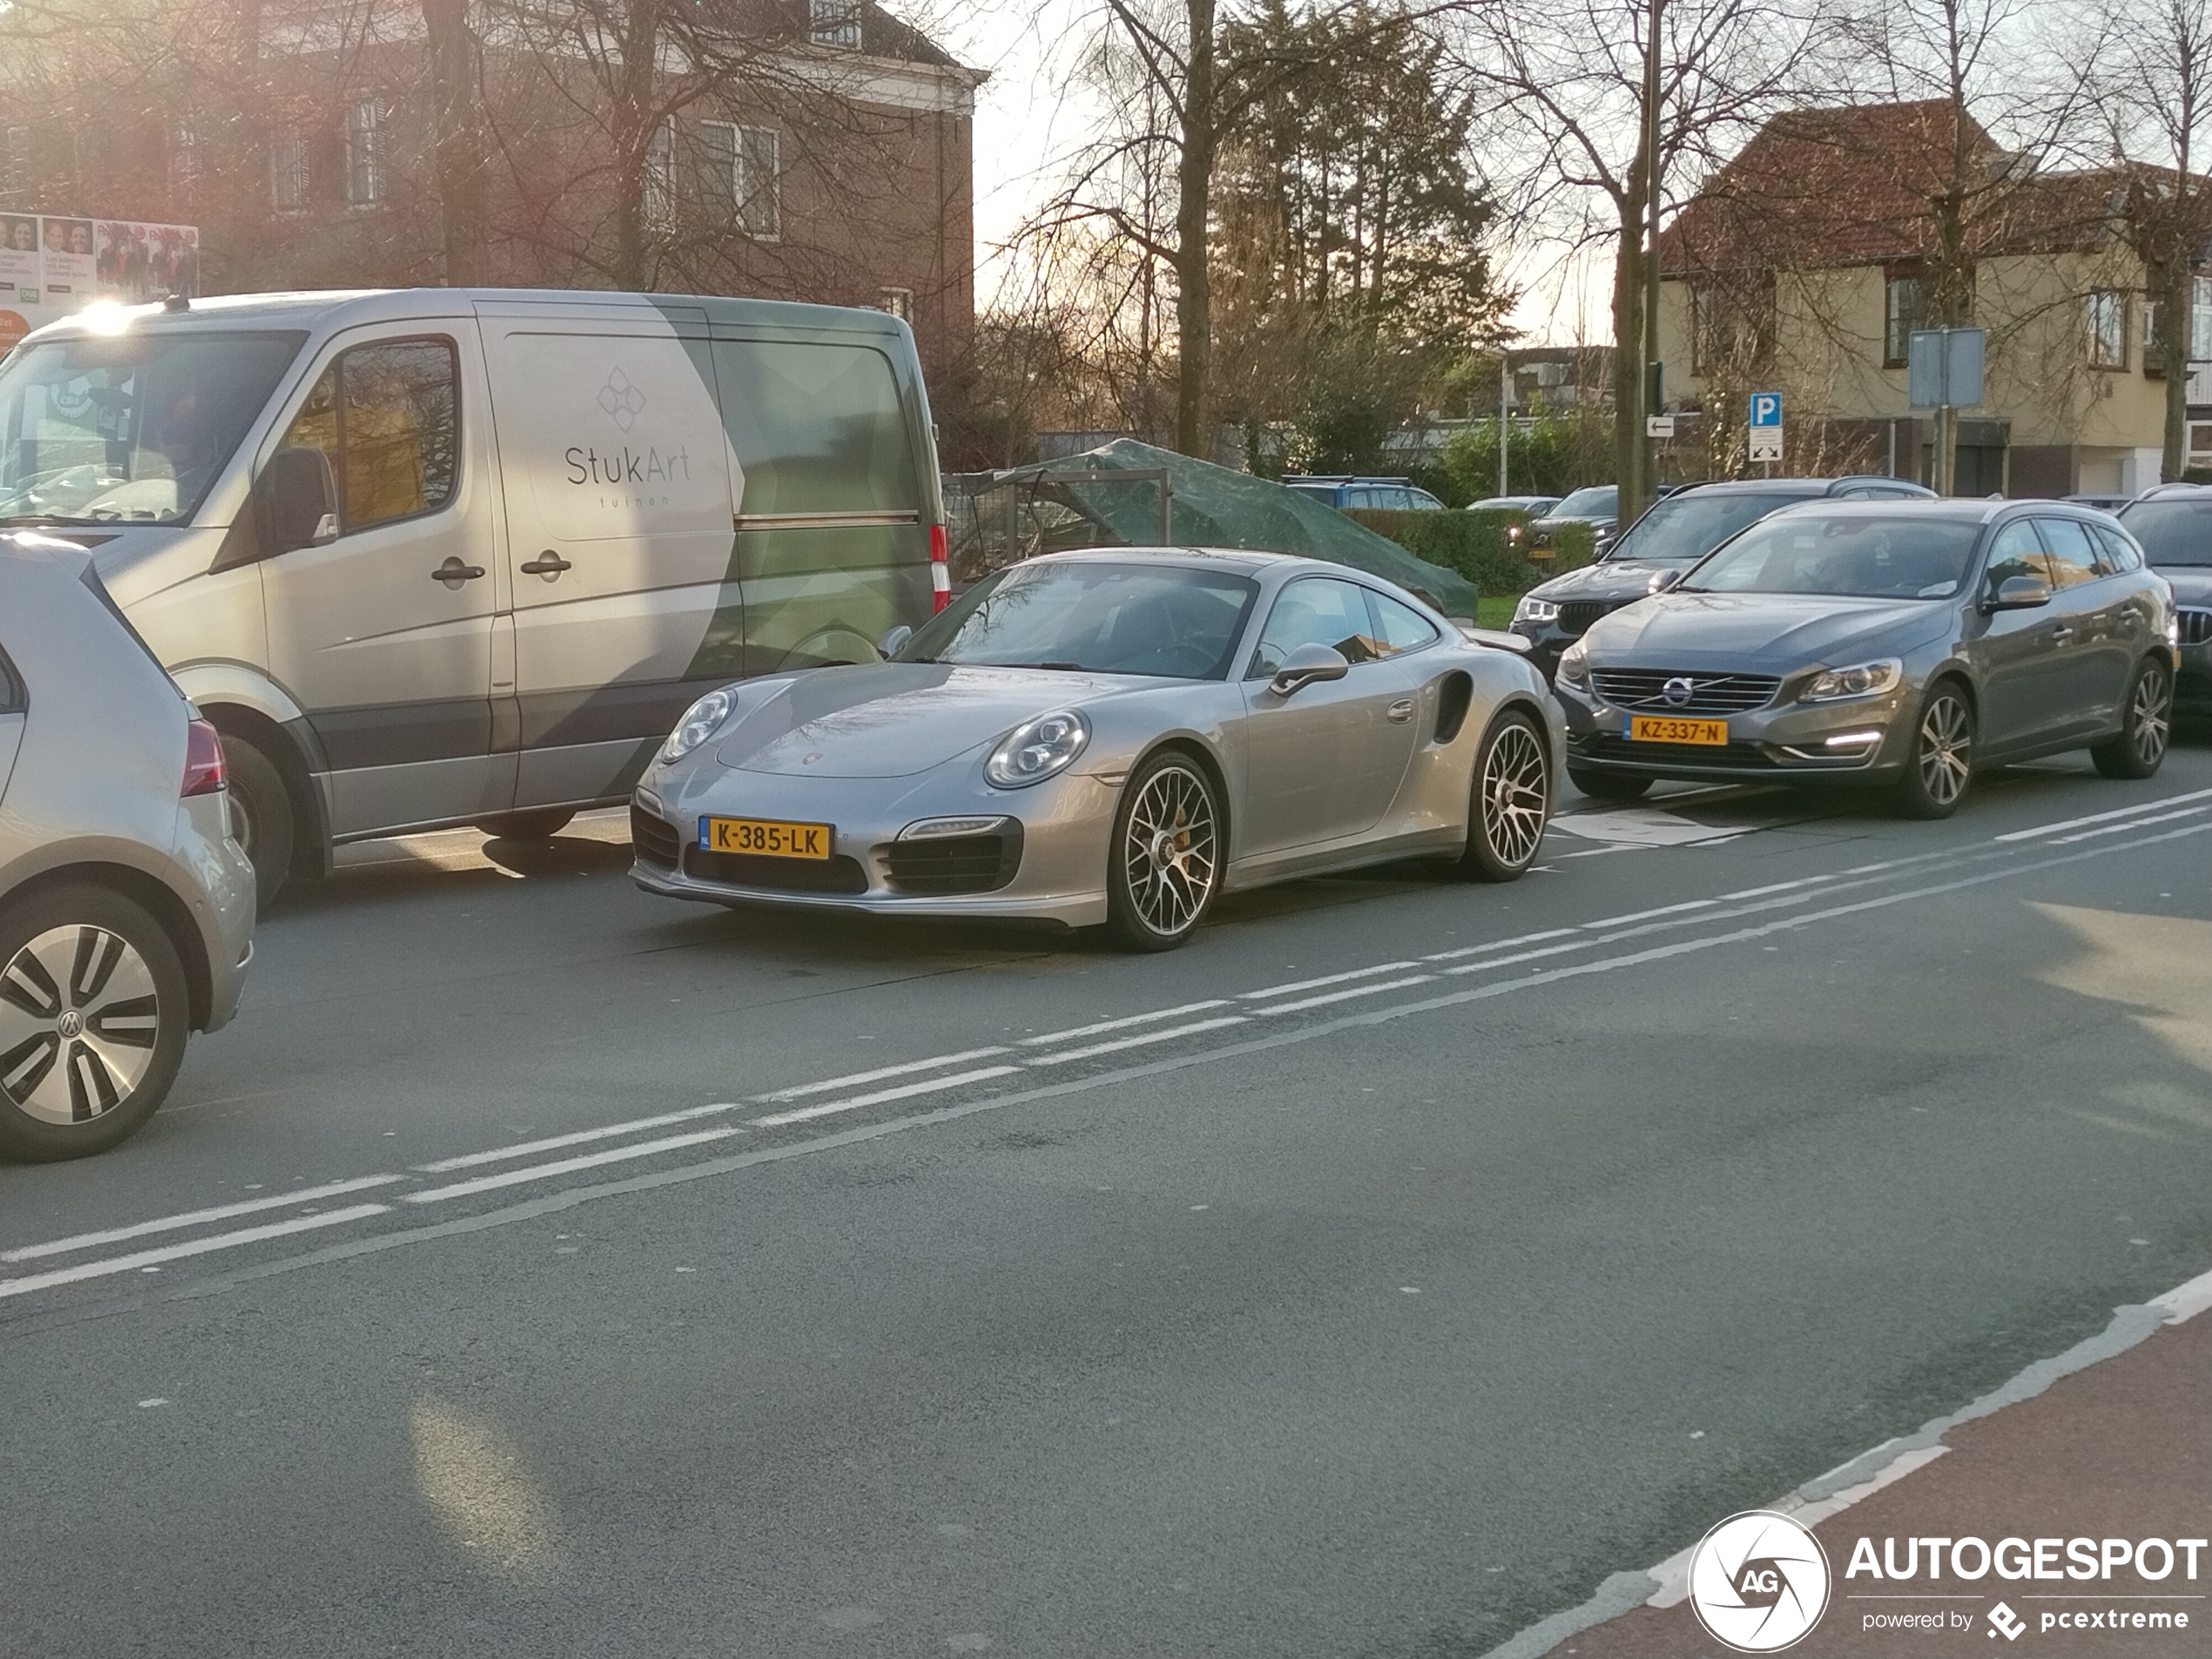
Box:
[0,534,256,1160]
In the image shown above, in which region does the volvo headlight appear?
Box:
[1557,638,1591,688]
[986,709,1090,787]
[662,687,738,762]
[1799,658,1902,703]
[1514,595,1560,625]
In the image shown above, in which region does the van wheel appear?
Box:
[0,883,189,1162]
[219,734,295,911]
[476,810,577,841]
[2090,658,2171,779]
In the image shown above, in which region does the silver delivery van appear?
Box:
[0,288,946,904]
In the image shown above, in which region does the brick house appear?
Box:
[0,0,981,379]
[1653,99,2212,496]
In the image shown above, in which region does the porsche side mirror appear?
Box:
[1985,574,2051,612]
[1269,642,1351,698]
[878,624,914,659]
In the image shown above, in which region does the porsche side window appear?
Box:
[1366,590,1439,655]
[1248,577,1383,678]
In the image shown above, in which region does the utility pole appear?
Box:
[1639,0,1664,518]
[1499,355,1511,499]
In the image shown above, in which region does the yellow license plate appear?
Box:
[700,816,833,860]
[1627,715,1728,745]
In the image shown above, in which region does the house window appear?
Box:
[702,120,780,240]
[2087,289,2128,369]
[169,120,203,199]
[346,98,387,206]
[878,287,913,321]
[644,118,674,230]
[271,132,311,212]
[810,0,862,48]
[1884,273,1927,367]
[2192,274,2212,361]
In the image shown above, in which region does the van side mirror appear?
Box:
[1986,573,2051,611]
[259,447,339,556]
[878,624,914,659]
[1268,642,1351,698]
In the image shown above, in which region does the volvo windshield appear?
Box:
[0,327,305,525]
[1682,514,1981,598]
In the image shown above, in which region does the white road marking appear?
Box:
[1992,786,2212,842]
[1548,808,1748,847]
[2048,803,2212,845]
[415,1103,745,1173]
[1253,974,1435,1015]
[1578,899,1717,929]
[0,1204,394,1298]
[1423,927,1578,961]
[404,1128,745,1204]
[1241,962,1420,999]
[1018,1001,1231,1046]
[0,1174,407,1263]
[754,1047,1013,1103]
[748,1065,1025,1130]
[1027,1016,1249,1064]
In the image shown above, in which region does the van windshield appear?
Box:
[0,328,305,525]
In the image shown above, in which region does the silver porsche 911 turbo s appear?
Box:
[631,549,1565,949]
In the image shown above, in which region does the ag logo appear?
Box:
[1688,1510,1831,1652]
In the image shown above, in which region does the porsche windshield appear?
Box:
[0,328,305,525]
[1682,515,1980,598]
[898,561,1261,678]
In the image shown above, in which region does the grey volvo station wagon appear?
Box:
[1552,499,2178,817]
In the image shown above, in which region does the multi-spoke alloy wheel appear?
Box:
[0,888,188,1162]
[2093,658,2171,779]
[1107,755,1220,950]
[1893,685,1974,819]
[1456,712,1550,881]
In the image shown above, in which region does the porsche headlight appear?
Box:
[1557,638,1591,689]
[662,687,738,763]
[1513,595,1560,625]
[1799,658,1902,703]
[986,709,1090,788]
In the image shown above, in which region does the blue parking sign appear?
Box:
[1748,392,1783,428]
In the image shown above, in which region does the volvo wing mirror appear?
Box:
[1986,574,2051,611]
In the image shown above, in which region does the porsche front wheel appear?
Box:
[1105,752,1222,952]
[1453,711,1551,882]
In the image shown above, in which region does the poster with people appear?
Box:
[0,214,200,352]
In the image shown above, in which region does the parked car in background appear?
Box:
[0,287,943,908]
[1507,484,1620,559]
[2117,482,2212,715]
[1281,476,1448,511]
[2066,493,2135,513]
[1511,477,1936,678]
[0,535,255,1161]
[1478,495,1562,517]
[1553,500,2176,816]
[634,549,1563,951]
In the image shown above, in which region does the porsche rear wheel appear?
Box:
[1105,752,1221,952]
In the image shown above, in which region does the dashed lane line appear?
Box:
[0,1174,406,1263]
[754,1046,1015,1103]
[1017,1001,1232,1046]
[1241,962,1422,999]
[1254,975,1438,1015]
[403,1127,745,1204]
[0,1204,395,1299]
[415,1103,745,1173]
[747,1064,1027,1130]
[1027,1015,1251,1064]
[1992,785,2212,842]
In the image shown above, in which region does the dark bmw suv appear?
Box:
[2115,483,2212,716]
[1510,476,1934,677]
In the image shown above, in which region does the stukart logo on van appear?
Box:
[597,368,647,431]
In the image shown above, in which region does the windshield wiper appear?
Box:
[0,513,107,527]
[1002,660,1087,671]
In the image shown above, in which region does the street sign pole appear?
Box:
[1907,327,1984,496]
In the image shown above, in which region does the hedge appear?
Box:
[1342,508,1595,599]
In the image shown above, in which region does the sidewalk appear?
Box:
[1541,1296,2211,1657]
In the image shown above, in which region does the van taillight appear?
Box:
[929,523,950,612]
[183,718,227,797]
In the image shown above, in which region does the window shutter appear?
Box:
[738,126,779,239]
[698,121,738,225]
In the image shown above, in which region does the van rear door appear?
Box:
[477,299,743,809]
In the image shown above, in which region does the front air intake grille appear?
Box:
[1581,737,1780,770]
[886,829,1022,896]
[684,847,870,894]
[2179,608,2212,646]
[631,806,681,870]
[1589,669,1783,713]
[1556,600,1611,637]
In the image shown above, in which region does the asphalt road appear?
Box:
[3,737,2210,1658]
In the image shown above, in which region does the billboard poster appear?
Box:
[0,214,200,353]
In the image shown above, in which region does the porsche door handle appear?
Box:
[433,556,486,589]
[520,551,573,579]
[1386,698,1416,724]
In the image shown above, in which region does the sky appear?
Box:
[921,0,1616,347]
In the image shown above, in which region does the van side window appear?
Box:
[712,340,919,516]
[279,336,458,536]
